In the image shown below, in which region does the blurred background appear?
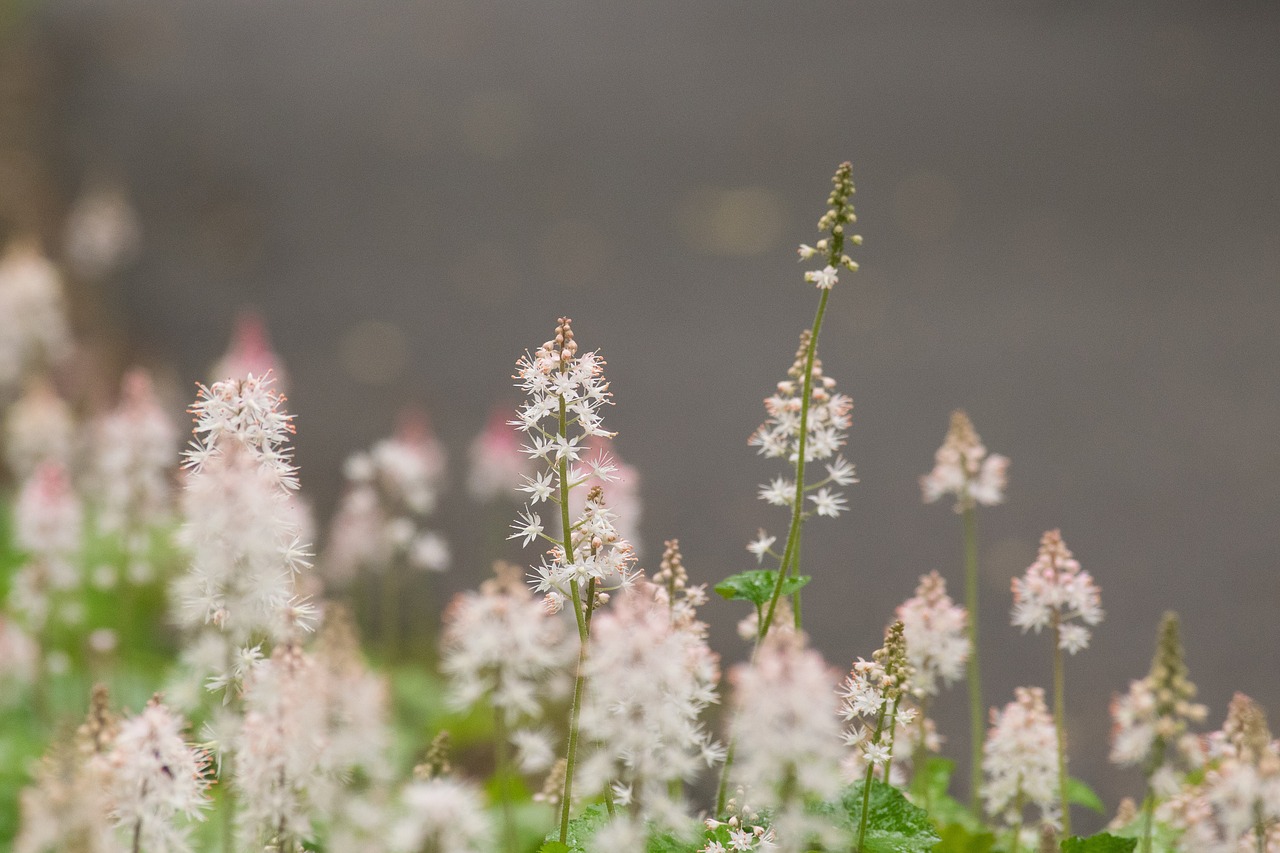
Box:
[2,0,1278,821]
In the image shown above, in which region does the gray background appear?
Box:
[17,0,1280,822]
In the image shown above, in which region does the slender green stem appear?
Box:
[884,696,902,784]
[1052,615,1070,839]
[221,750,236,853]
[494,708,517,853]
[963,504,983,812]
[760,287,830,640]
[911,695,931,810]
[1010,784,1025,853]
[383,559,399,662]
[856,705,889,853]
[132,818,142,853]
[559,578,596,842]
[791,539,803,629]
[715,737,736,816]
[1140,785,1155,853]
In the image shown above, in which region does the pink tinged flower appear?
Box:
[0,241,72,393]
[391,778,494,853]
[983,686,1060,829]
[63,181,142,279]
[921,410,1008,512]
[211,309,285,388]
[103,698,211,852]
[896,571,970,698]
[5,379,74,480]
[1010,530,1103,655]
[731,634,843,810]
[467,406,532,501]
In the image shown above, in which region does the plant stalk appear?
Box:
[963,503,983,812]
[1052,614,1070,839]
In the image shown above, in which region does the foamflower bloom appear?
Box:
[983,686,1060,833]
[1011,529,1103,654]
[920,409,1008,512]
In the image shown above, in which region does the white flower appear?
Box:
[921,410,1008,512]
[896,571,969,697]
[1010,530,1103,655]
[509,508,544,546]
[804,265,839,290]
[391,778,493,853]
[983,687,1059,830]
[746,530,777,564]
[808,487,846,517]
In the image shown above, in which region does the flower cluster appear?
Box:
[390,777,494,853]
[895,571,969,698]
[577,574,723,823]
[17,686,210,853]
[1161,693,1280,852]
[5,379,74,479]
[1109,612,1207,789]
[102,697,212,853]
[0,242,72,394]
[731,633,842,852]
[796,161,861,277]
[920,409,1008,512]
[89,369,179,583]
[838,621,916,780]
[1011,529,1103,654]
[440,561,572,770]
[7,460,83,635]
[983,686,1060,832]
[324,410,450,586]
[512,318,637,612]
[749,330,856,518]
[172,374,314,695]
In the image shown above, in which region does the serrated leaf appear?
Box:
[1061,832,1138,853]
[1064,777,1106,814]
[814,780,940,853]
[542,804,610,853]
[714,569,812,607]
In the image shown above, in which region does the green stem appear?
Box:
[559,578,596,842]
[1053,615,1070,839]
[884,696,902,784]
[494,708,517,853]
[963,504,983,813]
[1140,786,1155,853]
[222,749,236,853]
[1010,783,1025,853]
[382,559,399,662]
[715,737,736,817]
[856,705,889,853]
[760,286,830,640]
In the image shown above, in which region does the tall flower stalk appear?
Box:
[921,409,1007,809]
[511,318,638,843]
[754,162,860,641]
[717,164,860,816]
[1109,612,1206,853]
[1010,529,1102,838]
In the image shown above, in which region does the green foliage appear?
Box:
[541,804,611,853]
[910,757,984,832]
[1060,833,1138,853]
[933,822,997,853]
[714,570,811,607]
[813,780,940,853]
[1064,777,1105,814]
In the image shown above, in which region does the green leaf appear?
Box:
[542,804,610,853]
[908,757,983,833]
[1064,777,1106,814]
[714,570,812,607]
[932,822,997,853]
[814,780,941,853]
[1061,833,1138,853]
